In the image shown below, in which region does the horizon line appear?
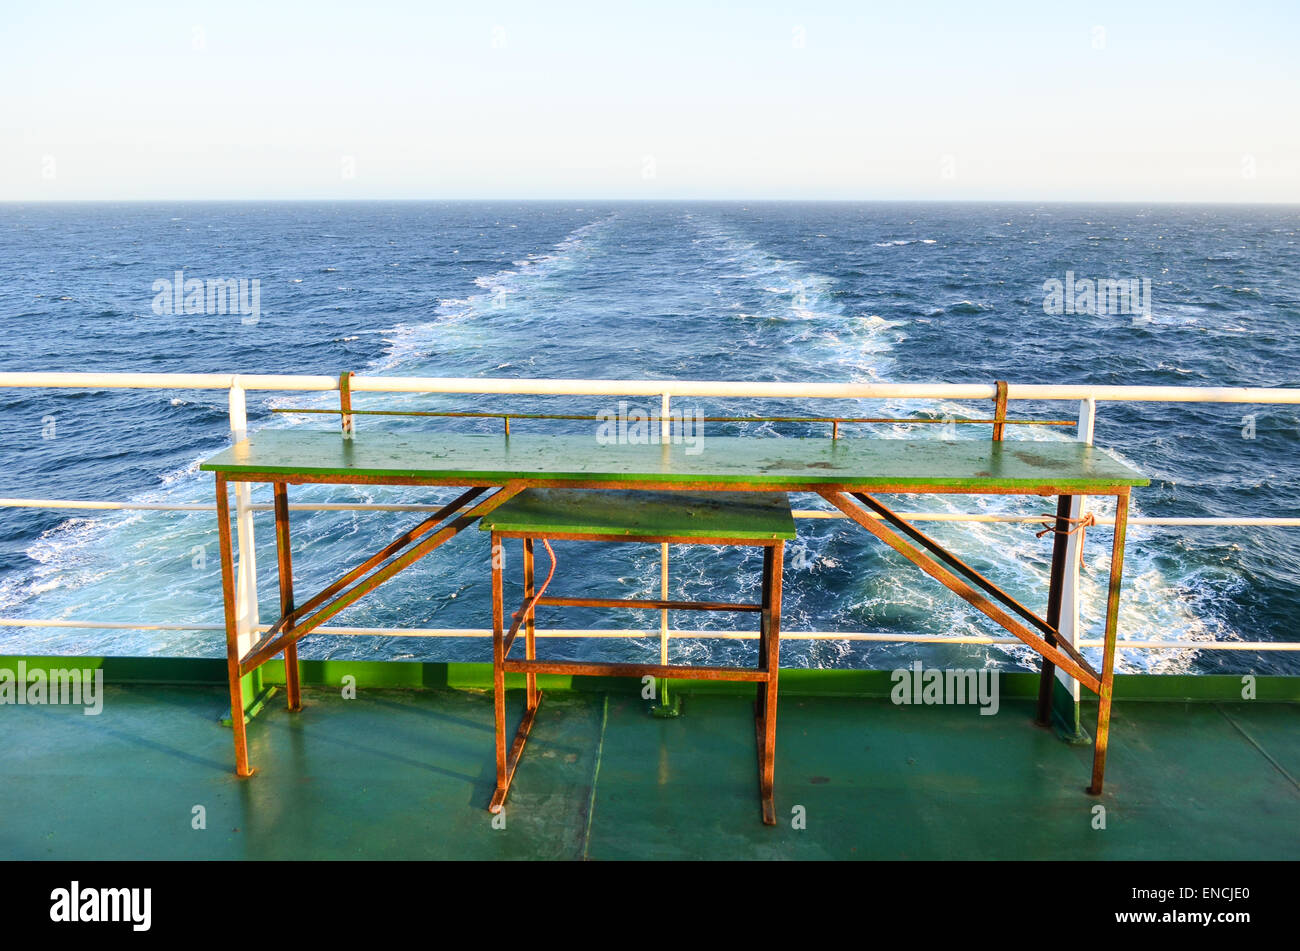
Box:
[3,197,1299,206]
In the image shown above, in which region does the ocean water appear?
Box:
[0,201,1297,675]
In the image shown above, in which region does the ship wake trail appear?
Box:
[686,216,906,385]
[369,213,619,377]
[0,216,625,660]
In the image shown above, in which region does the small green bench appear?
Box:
[479,488,796,825]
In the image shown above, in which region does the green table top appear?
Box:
[200,430,1148,492]
[478,489,797,540]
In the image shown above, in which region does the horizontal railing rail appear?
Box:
[1,497,1297,527]
[1,371,1297,661]
[1,371,1298,403]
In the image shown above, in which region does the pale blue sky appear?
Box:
[3,0,1298,200]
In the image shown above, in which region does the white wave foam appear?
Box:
[838,410,1236,674]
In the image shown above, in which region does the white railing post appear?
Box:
[228,377,260,657]
[1056,398,1096,715]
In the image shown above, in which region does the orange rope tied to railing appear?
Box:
[512,538,556,624]
[1035,512,1096,558]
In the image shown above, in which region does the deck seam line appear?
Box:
[1213,702,1300,793]
[580,694,609,861]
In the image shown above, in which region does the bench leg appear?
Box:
[492,695,543,814]
[524,538,538,711]
[273,482,302,713]
[1089,492,1128,796]
[756,542,783,825]
[490,533,544,813]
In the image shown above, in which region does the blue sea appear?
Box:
[0,201,1297,675]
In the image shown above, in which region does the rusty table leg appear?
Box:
[1088,491,1129,795]
[755,541,783,826]
[490,532,508,811]
[1036,494,1074,727]
[273,482,302,712]
[216,475,253,777]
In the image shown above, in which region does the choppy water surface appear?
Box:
[0,201,1296,674]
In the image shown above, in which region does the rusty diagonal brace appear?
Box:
[247,485,487,658]
[239,482,526,675]
[502,539,556,659]
[820,490,1101,694]
[850,492,1098,681]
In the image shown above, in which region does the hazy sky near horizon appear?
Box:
[3,1,1298,201]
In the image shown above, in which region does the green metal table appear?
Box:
[201,430,1148,802]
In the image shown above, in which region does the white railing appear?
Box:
[1,371,1297,403]
[1,372,1297,672]
[1,498,1297,527]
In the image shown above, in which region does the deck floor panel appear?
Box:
[3,684,1293,860]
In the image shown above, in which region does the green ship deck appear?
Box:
[3,659,1295,860]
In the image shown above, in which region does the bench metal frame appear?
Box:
[486,525,786,824]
